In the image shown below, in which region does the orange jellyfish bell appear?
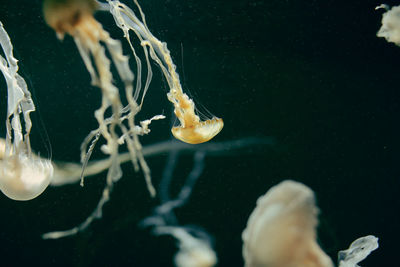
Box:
[172,117,224,144]
[168,91,223,144]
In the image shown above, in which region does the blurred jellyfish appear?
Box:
[242,180,334,267]
[0,22,53,201]
[140,148,217,267]
[242,180,379,267]
[377,4,400,46]
[154,226,217,267]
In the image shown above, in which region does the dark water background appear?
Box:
[0,0,399,266]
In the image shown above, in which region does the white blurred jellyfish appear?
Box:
[153,226,217,267]
[242,180,379,267]
[377,4,400,46]
[139,149,217,267]
[242,180,334,267]
[0,22,53,201]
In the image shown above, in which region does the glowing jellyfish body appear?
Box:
[0,151,53,201]
[0,22,53,201]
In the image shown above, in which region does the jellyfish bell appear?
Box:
[0,148,53,201]
[168,92,223,144]
[0,138,53,201]
[172,117,224,144]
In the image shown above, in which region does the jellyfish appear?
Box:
[0,145,53,201]
[101,0,224,144]
[0,22,53,201]
[377,4,400,46]
[242,180,379,267]
[242,180,334,267]
[139,147,217,267]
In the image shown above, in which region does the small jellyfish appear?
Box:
[103,0,224,144]
[0,22,53,201]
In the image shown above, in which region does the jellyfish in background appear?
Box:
[140,149,217,267]
[376,4,400,46]
[242,180,334,267]
[0,22,53,201]
[242,180,379,267]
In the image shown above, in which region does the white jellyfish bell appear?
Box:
[0,149,53,201]
[0,22,54,201]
